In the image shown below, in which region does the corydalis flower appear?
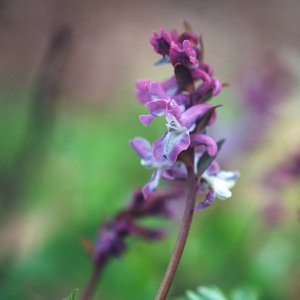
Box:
[136,81,189,126]
[150,28,174,57]
[196,162,240,211]
[170,40,198,68]
[153,100,217,163]
[92,189,181,266]
[203,170,240,200]
[150,27,201,66]
[131,24,239,202]
[130,137,187,197]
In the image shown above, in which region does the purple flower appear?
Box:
[170,40,198,68]
[135,79,155,104]
[130,23,239,201]
[130,137,189,197]
[194,160,239,211]
[177,31,199,47]
[194,189,215,211]
[162,162,187,181]
[136,81,189,126]
[135,80,168,105]
[153,101,217,163]
[135,77,183,104]
[150,28,174,57]
[93,219,128,264]
[92,188,181,265]
[130,137,172,198]
[191,72,222,104]
[161,76,179,96]
[135,81,170,126]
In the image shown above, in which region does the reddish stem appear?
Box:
[81,257,107,300]
[155,166,198,300]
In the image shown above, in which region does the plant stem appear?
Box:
[81,257,107,300]
[155,166,198,300]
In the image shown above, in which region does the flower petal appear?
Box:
[212,78,222,96]
[148,82,168,100]
[142,168,162,198]
[216,171,240,190]
[198,63,213,76]
[162,162,187,180]
[153,133,167,162]
[207,161,221,175]
[182,40,198,67]
[165,131,191,163]
[217,170,240,182]
[192,69,212,86]
[150,28,172,56]
[139,114,154,126]
[161,76,178,96]
[130,137,152,160]
[135,79,152,104]
[213,178,232,200]
[166,100,182,123]
[194,190,215,211]
[173,94,190,106]
[169,40,197,68]
[181,103,213,129]
[190,133,218,156]
[146,99,168,117]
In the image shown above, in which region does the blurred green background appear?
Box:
[0,1,300,299]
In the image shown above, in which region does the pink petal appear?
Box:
[181,103,213,128]
[146,99,168,117]
[139,114,154,126]
[166,132,191,163]
[130,137,152,160]
[190,133,217,156]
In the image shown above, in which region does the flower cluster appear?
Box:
[90,189,183,266]
[130,24,239,210]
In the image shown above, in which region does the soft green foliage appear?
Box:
[176,286,258,300]
[230,288,258,300]
[62,289,78,300]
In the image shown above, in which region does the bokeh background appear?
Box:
[0,0,300,299]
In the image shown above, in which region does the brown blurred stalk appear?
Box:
[0,24,73,213]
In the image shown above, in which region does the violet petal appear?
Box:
[181,103,213,128]
[194,190,215,211]
[142,168,162,198]
[190,133,218,156]
[165,131,191,163]
[130,137,152,160]
[139,114,154,126]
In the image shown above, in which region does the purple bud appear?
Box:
[170,40,198,68]
[150,28,173,57]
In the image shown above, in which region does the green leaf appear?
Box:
[175,285,259,300]
[230,288,258,300]
[197,286,228,300]
[186,290,203,300]
[62,289,78,300]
